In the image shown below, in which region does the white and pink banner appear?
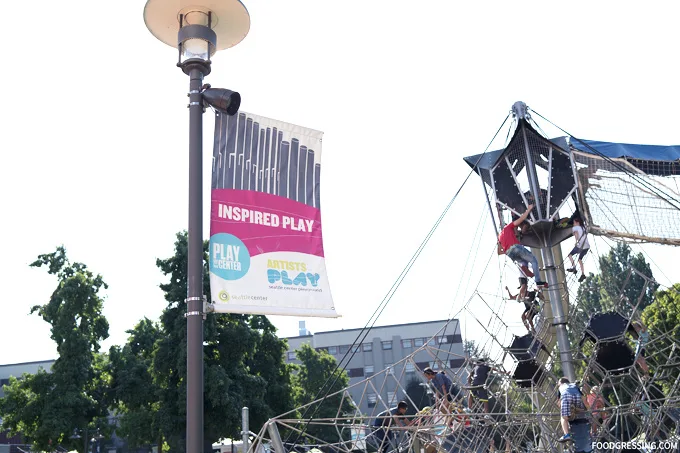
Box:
[209,111,338,317]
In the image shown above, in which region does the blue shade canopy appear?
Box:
[569,139,680,161]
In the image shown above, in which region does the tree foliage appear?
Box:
[0,236,302,453]
[107,318,163,449]
[642,283,680,393]
[404,379,431,414]
[575,243,656,316]
[463,340,485,360]
[571,243,656,369]
[0,247,110,451]
[111,232,298,453]
[291,344,352,443]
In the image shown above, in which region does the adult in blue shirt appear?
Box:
[371,401,409,453]
[423,367,461,410]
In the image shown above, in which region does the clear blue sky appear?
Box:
[2,1,680,364]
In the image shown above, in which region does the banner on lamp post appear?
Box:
[209,111,338,318]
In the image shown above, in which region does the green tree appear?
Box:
[641,284,680,393]
[0,247,110,452]
[463,340,485,360]
[576,243,656,315]
[152,232,297,453]
[572,242,656,374]
[291,344,353,443]
[404,379,431,414]
[107,318,163,449]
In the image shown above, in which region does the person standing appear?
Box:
[556,377,592,453]
[465,359,498,414]
[566,218,590,283]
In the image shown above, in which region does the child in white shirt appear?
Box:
[567,218,590,282]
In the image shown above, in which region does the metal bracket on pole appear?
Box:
[184,296,210,319]
[203,299,214,319]
[267,421,286,453]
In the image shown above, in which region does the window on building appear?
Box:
[431,361,439,370]
[405,362,415,374]
[339,345,350,354]
[287,352,296,361]
[348,368,365,378]
[368,393,377,408]
[438,336,448,344]
[351,345,360,353]
[363,343,373,352]
[387,391,397,404]
[364,365,374,376]
[414,338,424,347]
[0,378,9,386]
[402,339,412,349]
[382,341,392,350]
[450,358,465,368]
[328,346,338,355]
[427,338,435,346]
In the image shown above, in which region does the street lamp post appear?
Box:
[143,2,250,453]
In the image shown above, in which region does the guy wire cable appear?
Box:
[285,113,511,446]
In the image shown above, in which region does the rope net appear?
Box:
[247,263,680,453]
[572,149,680,246]
[244,114,680,453]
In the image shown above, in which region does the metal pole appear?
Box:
[267,422,286,453]
[242,407,250,453]
[540,244,576,382]
[187,67,205,453]
[519,118,576,382]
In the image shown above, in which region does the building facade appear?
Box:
[285,319,465,415]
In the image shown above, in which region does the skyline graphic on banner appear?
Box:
[211,112,321,209]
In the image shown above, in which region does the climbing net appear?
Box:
[572,149,680,246]
[244,114,680,453]
[246,259,680,453]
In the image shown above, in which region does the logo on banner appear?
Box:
[217,290,230,302]
[210,233,250,280]
[266,259,321,288]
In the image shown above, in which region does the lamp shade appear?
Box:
[144,0,250,51]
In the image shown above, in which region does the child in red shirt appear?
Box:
[497,204,547,287]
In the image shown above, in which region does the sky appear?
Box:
[2,1,680,365]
